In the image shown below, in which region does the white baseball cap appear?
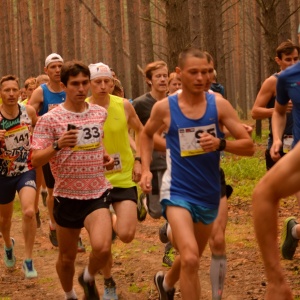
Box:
[45,53,64,67]
[89,62,113,80]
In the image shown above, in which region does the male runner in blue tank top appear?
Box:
[140,48,255,300]
[30,53,65,248]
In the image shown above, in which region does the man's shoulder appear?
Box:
[280,63,300,79]
[133,93,151,104]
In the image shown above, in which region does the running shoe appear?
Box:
[77,237,86,253]
[162,247,175,267]
[4,238,16,268]
[137,192,147,222]
[281,216,299,260]
[78,272,100,300]
[22,259,38,278]
[103,279,118,300]
[49,226,58,247]
[41,190,48,207]
[36,210,41,228]
[159,222,169,244]
[154,271,175,300]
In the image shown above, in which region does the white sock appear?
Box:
[83,266,94,282]
[291,225,300,239]
[65,289,77,299]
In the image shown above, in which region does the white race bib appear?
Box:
[105,153,122,174]
[178,124,217,157]
[283,135,293,153]
[72,124,101,151]
[5,126,30,151]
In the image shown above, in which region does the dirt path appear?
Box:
[1,198,300,299]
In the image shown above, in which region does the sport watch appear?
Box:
[216,138,226,151]
[52,140,61,151]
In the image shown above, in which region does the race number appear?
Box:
[72,124,101,151]
[178,124,217,157]
[283,135,293,153]
[105,153,122,174]
[5,125,30,151]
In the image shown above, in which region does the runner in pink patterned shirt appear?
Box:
[31,61,114,300]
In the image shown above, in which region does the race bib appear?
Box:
[5,125,30,151]
[178,124,217,157]
[72,124,101,151]
[105,153,122,174]
[283,135,293,153]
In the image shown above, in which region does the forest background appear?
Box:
[0,0,300,127]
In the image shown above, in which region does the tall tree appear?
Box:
[18,0,35,78]
[127,0,140,98]
[107,0,118,68]
[113,1,126,85]
[276,0,292,43]
[31,0,40,75]
[188,0,201,48]
[61,0,75,61]
[74,0,82,60]
[140,0,154,66]
[256,0,279,75]
[44,0,53,55]
[37,2,46,71]
[165,0,190,72]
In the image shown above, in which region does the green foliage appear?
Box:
[221,150,266,201]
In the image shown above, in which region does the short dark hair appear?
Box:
[0,75,19,88]
[60,61,90,86]
[178,48,207,69]
[276,40,300,59]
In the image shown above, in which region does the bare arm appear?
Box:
[270,101,288,161]
[213,98,255,156]
[140,99,169,193]
[31,129,78,167]
[26,105,38,127]
[124,99,143,157]
[153,124,167,151]
[29,86,43,114]
[124,99,144,182]
[251,76,276,119]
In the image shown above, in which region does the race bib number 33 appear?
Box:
[178,124,216,157]
[72,124,101,151]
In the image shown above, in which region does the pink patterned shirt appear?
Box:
[32,103,112,199]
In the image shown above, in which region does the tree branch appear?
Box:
[278,6,300,31]
[78,0,110,35]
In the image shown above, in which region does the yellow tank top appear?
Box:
[87,95,135,188]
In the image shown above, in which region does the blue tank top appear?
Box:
[266,73,293,146]
[276,62,300,146]
[39,84,66,116]
[160,93,224,209]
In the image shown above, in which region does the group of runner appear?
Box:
[0,36,299,300]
